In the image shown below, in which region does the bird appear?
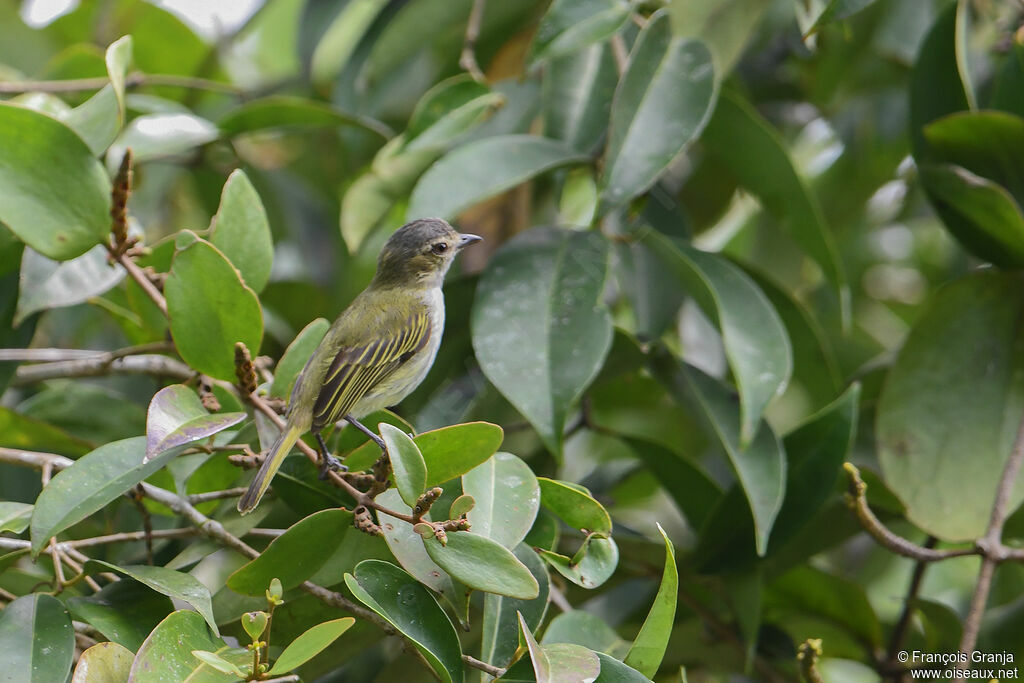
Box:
[238,218,482,514]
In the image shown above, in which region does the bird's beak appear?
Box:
[457,233,483,249]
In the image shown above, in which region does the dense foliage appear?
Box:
[1,0,1023,681]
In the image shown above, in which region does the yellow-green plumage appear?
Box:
[238,218,480,514]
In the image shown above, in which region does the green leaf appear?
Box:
[511,613,602,682]
[83,560,219,636]
[529,0,631,64]
[72,642,134,683]
[345,560,464,683]
[537,478,611,536]
[209,169,274,293]
[481,544,550,668]
[924,111,1024,205]
[0,594,74,683]
[190,650,247,677]
[376,489,470,618]
[542,610,624,654]
[909,3,969,159]
[310,0,389,87]
[405,76,506,153]
[806,0,879,33]
[67,578,174,652]
[424,531,540,600]
[472,227,612,455]
[129,610,246,683]
[165,235,263,382]
[0,501,32,534]
[918,163,1024,268]
[145,384,246,461]
[655,358,786,556]
[600,10,716,212]
[380,423,428,507]
[878,272,1024,540]
[267,617,355,675]
[109,112,219,164]
[30,436,183,554]
[64,35,132,155]
[642,231,791,446]
[559,167,599,227]
[346,421,504,483]
[668,0,771,77]
[0,406,92,456]
[0,103,111,260]
[623,525,677,677]
[463,452,540,549]
[518,611,550,680]
[15,243,126,326]
[218,95,391,139]
[538,536,618,589]
[228,508,353,595]
[700,90,849,323]
[594,653,652,682]
[408,135,588,220]
[910,598,963,651]
[270,318,329,399]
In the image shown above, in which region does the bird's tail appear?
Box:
[237,423,303,514]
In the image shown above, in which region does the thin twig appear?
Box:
[843,464,976,562]
[463,654,505,678]
[13,354,191,385]
[459,0,487,82]
[884,537,937,677]
[0,72,242,95]
[957,411,1024,674]
[187,487,249,504]
[112,252,168,316]
[610,34,629,75]
[0,342,172,362]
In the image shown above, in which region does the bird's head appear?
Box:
[372,218,482,288]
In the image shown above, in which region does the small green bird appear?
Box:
[238,218,481,514]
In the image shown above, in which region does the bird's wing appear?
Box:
[310,309,431,430]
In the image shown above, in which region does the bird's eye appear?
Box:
[431,242,449,255]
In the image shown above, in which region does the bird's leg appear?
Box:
[315,431,346,480]
[345,416,387,452]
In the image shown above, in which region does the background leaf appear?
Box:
[209,169,275,293]
[0,594,74,683]
[145,384,246,460]
[463,451,540,549]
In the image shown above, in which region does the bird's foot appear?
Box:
[318,453,347,480]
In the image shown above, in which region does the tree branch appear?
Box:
[459,0,487,82]
[884,536,937,678]
[843,464,976,562]
[0,72,242,95]
[12,354,192,385]
[957,409,1024,674]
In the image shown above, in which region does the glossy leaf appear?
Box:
[218,95,391,139]
[345,560,464,683]
[228,508,353,595]
[600,10,716,212]
[129,610,245,683]
[701,91,849,323]
[84,559,218,635]
[908,3,968,158]
[542,610,624,654]
[924,111,1024,204]
[539,536,618,589]
[806,0,880,33]
[0,594,74,683]
[376,489,469,617]
[145,384,246,461]
[30,436,183,554]
[65,35,131,155]
[643,230,791,446]
[878,272,1024,540]
[310,0,389,87]
[71,642,134,683]
[67,578,174,652]
[109,112,218,164]
[209,169,274,293]
[380,422,428,507]
[165,234,263,381]
[594,653,652,683]
[346,421,504,483]
[472,227,612,455]
[190,650,246,677]
[512,613,602,683]
[529,0,631,64]
[267,617,355,674]
[537,477,611,536]
[423,530,540,599]
[15,243,125,325]
[407,135,587,220]
[0,405,91,455]
[668,0,771,77]
[0,501,32,534]
[405,77,505,153]
[655,358,786,556]
[0,103,111,260]
[463,451,540,549]
[623,525,677,677]
[481,544,550,668]
[270,317,329,399]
